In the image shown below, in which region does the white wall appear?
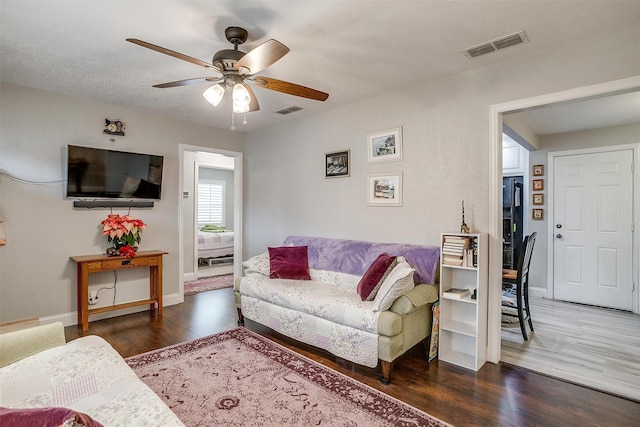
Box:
[0,83,244,324]
[243,25,640,258]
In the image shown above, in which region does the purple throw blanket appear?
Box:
[282,236,440,284]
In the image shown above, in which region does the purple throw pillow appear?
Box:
[0,407,104,427]
[357,253,398,301]
[268,246,311,280]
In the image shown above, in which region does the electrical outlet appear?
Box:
[89,291,98,305]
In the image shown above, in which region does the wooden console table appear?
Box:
[71,250,168,331]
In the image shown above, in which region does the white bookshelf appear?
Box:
[438,232,488,371]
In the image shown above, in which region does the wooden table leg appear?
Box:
[77,263,89,331]
[157,256,163,315]
[149,261,163,315]
[149,265,157,313]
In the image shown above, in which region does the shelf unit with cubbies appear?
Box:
[438,232,487,371]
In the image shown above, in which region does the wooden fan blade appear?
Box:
[126,38,215,69]
[236,40,290,74]
[242,83,260,112]
[253,76,329,101]
[153,77,221,88]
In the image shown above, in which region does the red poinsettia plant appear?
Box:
[100,214,146,258]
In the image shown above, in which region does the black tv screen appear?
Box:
[66,145,164,200]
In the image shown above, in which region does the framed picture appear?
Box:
[367,127,403,163]
[367,172,403,206]
[533,164,544,176]
[532,208,544,220]
[325,150,350,178]
[533,179,544,191]
[532,193,544,205]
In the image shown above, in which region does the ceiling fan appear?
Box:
[127,26,329,129]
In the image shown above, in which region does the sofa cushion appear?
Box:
[356,253,397,301]
[0,407,103,427]
[240,275,379,334]
[242,252,270,276]
[373,257,416,312]
[268,246,311,280]
[309,269,361,291]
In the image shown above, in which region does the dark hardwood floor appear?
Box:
[65,288,640,427]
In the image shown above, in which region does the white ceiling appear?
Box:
[507,90,640,136]
[1,0,639,134]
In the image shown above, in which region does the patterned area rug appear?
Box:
[184,274,233,295]
[127,328,450,427]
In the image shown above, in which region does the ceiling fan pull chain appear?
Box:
[243,112,248,125]
[230,110,236,131]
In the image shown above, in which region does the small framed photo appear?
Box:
[533,179,544,191]
[532,193,544,205]
[533,164,544,176]
[325,150,350,178]
[367,172,403,206]
[367,127,403,163]
[532,208,544,220]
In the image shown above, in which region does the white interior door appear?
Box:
[553,149,634,310]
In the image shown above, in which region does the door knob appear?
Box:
[556,234,563,239]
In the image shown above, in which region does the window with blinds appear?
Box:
[198,180,225,226]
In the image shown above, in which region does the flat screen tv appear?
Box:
[66,145,164,200]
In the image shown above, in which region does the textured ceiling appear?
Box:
[1,0,639,134]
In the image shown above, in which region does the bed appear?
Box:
[198,225,234,262]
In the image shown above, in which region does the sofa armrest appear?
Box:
[0,322,66,368]
[389,283,439,315]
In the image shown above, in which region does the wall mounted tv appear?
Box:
[66,145,164,200]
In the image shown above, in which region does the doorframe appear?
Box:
[488,76,640,364]
[178,144,243,302]
[546,144,639,311]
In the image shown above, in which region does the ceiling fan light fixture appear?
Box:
[203,84,225,106]
[128,26,328,131]
[232,83,251,113]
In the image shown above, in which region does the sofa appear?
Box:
[0,322,184,426]
[236,236,440,383]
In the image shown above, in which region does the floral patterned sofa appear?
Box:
[236,236,440,383]
[0,322,184,426]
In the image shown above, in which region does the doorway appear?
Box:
[488,76,640,364]
[194,162,235,281]
[492,80,640,398]
[179,145,243,302]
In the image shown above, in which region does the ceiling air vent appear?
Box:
[276,106,303,115]
[464,31,528,58]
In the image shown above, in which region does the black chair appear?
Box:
[501,232,536,340]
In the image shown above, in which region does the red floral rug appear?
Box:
[184,274,233,295]
[127,328,450,427]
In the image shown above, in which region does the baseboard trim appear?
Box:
[529,286,547,299]
[39,293,182,327]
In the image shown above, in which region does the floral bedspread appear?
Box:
[240,271,381,367]
[0,335,184,426]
